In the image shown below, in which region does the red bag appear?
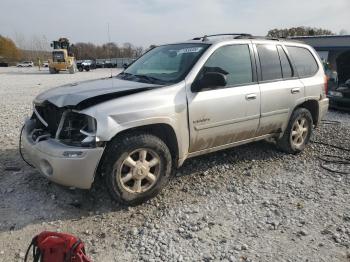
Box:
[24,231,92,262]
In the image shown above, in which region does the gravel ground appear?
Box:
[0,67,350,262]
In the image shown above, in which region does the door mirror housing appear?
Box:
[192,72,227,92]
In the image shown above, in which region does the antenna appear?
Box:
[107,22,113,78]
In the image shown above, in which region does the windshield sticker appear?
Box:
[177,47,203,54]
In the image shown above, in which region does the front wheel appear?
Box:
[49,67,57,74]
[102,133,172,205]
[276,108,313,154]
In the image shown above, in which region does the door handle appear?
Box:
[245,93,257,100]
[291,88,301,94]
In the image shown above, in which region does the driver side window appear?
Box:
[201,44,253,87]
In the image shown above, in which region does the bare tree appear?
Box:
[71,41,143,60]
[339,29,349,35]
[267,27,335,38]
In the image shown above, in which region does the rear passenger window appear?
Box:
[202,44,253,86]
[277,46,293,78]
[286,46,319,77]
[257,45,282,81]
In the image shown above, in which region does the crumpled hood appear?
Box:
[34,77,161,108]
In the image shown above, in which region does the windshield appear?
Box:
[117,43,209,84]
[53,51,65,62]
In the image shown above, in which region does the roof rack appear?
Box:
[236,35,281,41]
[192,34,283,42]
[192,33,252,41]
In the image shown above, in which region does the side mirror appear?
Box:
[192,72,227,92]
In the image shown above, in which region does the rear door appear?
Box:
[255,42,305,136]
[285,45,322,100]
[186,43,261,153]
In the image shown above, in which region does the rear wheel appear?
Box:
[102,133,172,205]
[49,67,57,74]
[277,108,313,154]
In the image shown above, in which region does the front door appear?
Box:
[186,44,261,153]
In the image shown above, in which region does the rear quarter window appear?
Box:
[286,46,319,78]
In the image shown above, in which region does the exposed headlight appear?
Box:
[57,111,97,147]
[328,91,343,97]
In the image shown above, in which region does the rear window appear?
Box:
[286,46,319,77]
[257,45,282,81]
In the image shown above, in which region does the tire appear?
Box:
[78,66,83,72]
[276,108,313,154]
[85,67,90,72]
[102,133,172,205]
[49,67,56,74]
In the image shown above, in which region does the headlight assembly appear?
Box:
[56,111,97,147]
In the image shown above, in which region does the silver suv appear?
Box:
[21,34,329,205]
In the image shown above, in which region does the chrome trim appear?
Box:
[261,109,289,118]
[80,129,96,137]
[35,134,51,143]
[194,114,260,131]
[34,107,48,127]
[55,111,69,139]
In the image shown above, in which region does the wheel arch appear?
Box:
[295,99,319,126]
[96,123,179,177]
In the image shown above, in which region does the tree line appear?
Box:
[267,26,335,38]
[0,35,21,62]
[70,42,144,60]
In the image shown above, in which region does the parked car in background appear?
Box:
[77,60,96,72]
[95,60,105,68]
[42,61,49,67]
[21,34,329,205]
[17,61,34,67]
[328,79,350,111]
[103,59,114,68]
[0,62,8,67]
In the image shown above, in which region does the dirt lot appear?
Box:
[0,67,350,262]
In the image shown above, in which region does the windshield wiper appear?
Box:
[133,74,165,84]
[117,72,166,84]
[117,72,133,80]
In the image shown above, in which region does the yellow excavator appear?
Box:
[48,38,76,74]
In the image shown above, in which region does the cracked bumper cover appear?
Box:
[21,119,104,189]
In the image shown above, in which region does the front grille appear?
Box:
[34,103,65,136]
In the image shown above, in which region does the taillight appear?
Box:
[323,75,328,96]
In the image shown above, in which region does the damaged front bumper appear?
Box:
[21,119,104,189]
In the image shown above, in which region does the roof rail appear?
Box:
[234,35,281,41]
[192,33,252,41]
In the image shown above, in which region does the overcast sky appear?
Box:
[0,0,349,48]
